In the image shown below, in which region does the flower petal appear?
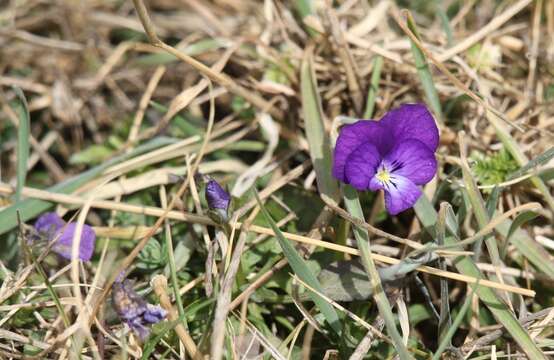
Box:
[206,179,230,210]
[343,142,381,190]
[143,304,167,324]
[34,212,65,237]
[333,121,392,182]
[380,104,439,152]
[384,139,437,185]
[383,175,422,215]
[53,223,96,261]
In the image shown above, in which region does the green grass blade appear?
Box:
[0,137,177,236]
[11,87,30,203]
[436,204,452,346]
[406,14,443,123]
[459,145,501,265]
[363,56,383,119]
[508,146,554,180]
[496,220,554,278]
[432,281,476,360]
[254,191,342,335]
[300,48,340,201]
[501,211,539,257]
[294,0,318,37]
[434,0,453,47]
[343,185,413,360]
[414,198,548,360]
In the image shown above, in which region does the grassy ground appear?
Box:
[1,0,553,358]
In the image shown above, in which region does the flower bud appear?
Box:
[205,178,231,223]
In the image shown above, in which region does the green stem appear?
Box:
[343,185,413,360]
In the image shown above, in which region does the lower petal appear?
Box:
[384,139,437,185]
[383,175,422,215]
[344,143,381,190]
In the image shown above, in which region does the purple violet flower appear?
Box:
[333,104,439,215]
[206,179,231,211]
[112,277,167,340]
[34,212,96,261]
[205,178,231,222]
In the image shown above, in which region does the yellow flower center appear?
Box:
[376,168,391,183]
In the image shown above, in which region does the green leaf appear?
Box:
[363,56,383,118]
[508,146,554,180]
[406,14,443,123]
[414,198,548,360]
[69,144,114,165]
[141,316,186,360]
[300,48,340,201]
[11,87,30,203]
[433,281,476,360]
[496,220,554,278]
[502,211,539,256]
[317,260,374,302]
[254,191,342,335]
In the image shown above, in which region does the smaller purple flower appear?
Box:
[206,179,230,211]
[205,178,231,222]
[34,212,96,261]
[112,277,167,340]
[333,104,439,215]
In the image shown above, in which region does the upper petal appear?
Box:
[205,179,230,210]
[343,142,381,190]
[35,212,65,238]
[384,139,437,185]
[383,175,422,215]
[380,104,439,152]
[53,223,96,261]
[333,120,392,182]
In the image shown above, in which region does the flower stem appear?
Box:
[343,185,413,360]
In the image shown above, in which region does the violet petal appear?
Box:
[343,142,381,190]
[380,104,439,152]
[129,318,150,340]
[34,212,65,236]
[384,139,437,185]
[143,304,167,324]
[332,121,391,182]
[112,278,167,340]
[53,223,96,261]
[383,175,422,215]
[205,179,231,211]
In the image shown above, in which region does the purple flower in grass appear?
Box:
[112,276,167,340]
[34,212,96,261]
[333,104,439,215]
[206,179,231,211]
[205,178,231,222]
